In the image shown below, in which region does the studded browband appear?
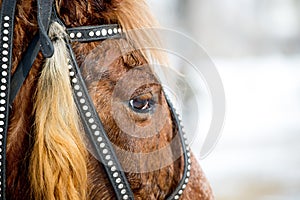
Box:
[0,0,191,199]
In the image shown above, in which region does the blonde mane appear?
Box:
[30,22,87,200]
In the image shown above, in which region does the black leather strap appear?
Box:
[165,95,191,200]
[66,42,134,200]
[0,0,17,199]
[37,0,54,58]
[67,24,123,42]
[9,34,40,106]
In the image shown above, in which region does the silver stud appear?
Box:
[108,160,113,166]
[1,79,6,84]
[113,172,118,177]
[102,29,107,36]
[88,118,94,123]
[2,57,8,62]
[70,71,75,77]
[74,84,80,90]
[184,178,189,183]
[96,30,101,36]
[89,31,95,37]
[174,195,179,199]
[3,36,8,42]
[4,16,9,21]
[0,121,4,125]
[0,107,5,112]
[0,114,4,119]
[182,184,186,189]
[2,64,7,69]
[1,86,6,90]
[69,32,75,38]
[94,131,100,136]
[80,98,85,104]
[118,28,122,33]
[116,178,121,183]
[0,93,5,97]
[178,190,183,195]
[106,155,111,160]
[113,28,118,34]
[108,29,113,35]
[97,137,103,142]
[85,112,91,117]
[76,32,82,38]
[3,43,8,48]
[0,134,2,139]
[103,149,108,154]
[83,105,88,110]
[72,78,78,83]
[185,140,189,145]
[123,195,128,200]
[99,142,105,148]
[0,128,3,132]
[2,71,7,76]
[91,124,97,130]
[77,92,83,97]
[188,158,191,164]
[121,189,126,194]
[3,23,9,28]
[68,64,73,69]
[0,100,5,104]
[118,184,124,189]
[2,50,8,55]
[188,164,191,170]
[111,166,116,171]
[187,171,190,177]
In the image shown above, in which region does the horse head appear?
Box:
[3,0,214,199]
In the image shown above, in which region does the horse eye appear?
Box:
[129,95,155,113]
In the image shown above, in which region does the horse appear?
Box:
[1,0,214,199]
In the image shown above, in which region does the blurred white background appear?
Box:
[148,0,300,199]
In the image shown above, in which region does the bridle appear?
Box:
[0,0,191,199]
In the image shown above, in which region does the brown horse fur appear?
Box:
[3,0,214,199]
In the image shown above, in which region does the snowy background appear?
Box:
[148,0,300,199]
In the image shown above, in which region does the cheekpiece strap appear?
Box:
[66,42,134,200]
[0,0,18,199]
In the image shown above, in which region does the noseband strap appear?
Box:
[0,1,191,200]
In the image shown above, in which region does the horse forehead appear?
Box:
[80,39,150,83]
[83,65,158,88]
